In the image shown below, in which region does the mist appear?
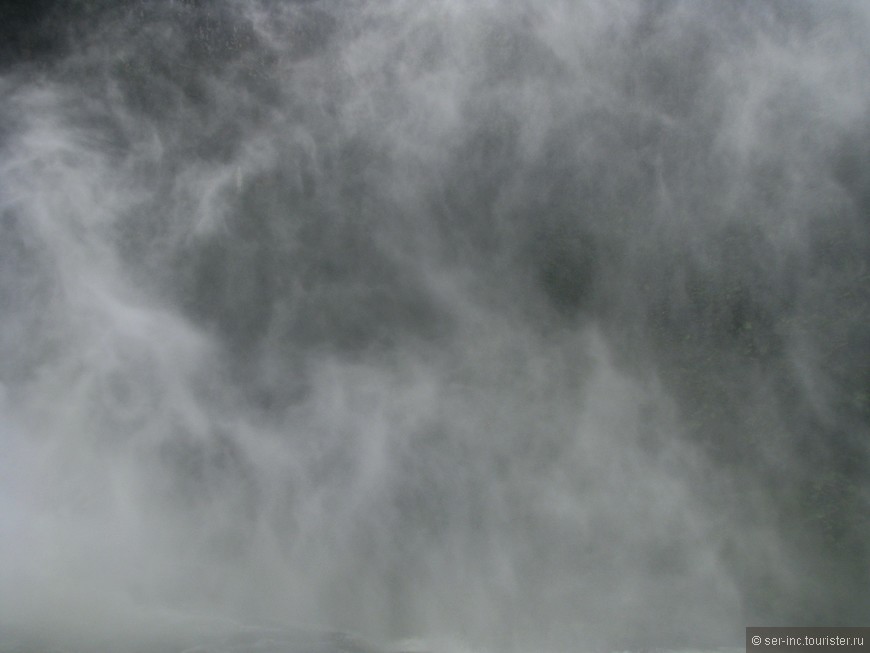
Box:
[1,1,868,651]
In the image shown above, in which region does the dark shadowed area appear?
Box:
[1,1,868,652]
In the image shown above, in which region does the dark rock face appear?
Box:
[0,0,58,64]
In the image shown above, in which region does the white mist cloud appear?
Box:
[0,1,868,651]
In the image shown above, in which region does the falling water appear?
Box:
[1,1,869,651]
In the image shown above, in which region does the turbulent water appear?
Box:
[1,1,869,651]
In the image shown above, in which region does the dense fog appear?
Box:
[1,1,868,651]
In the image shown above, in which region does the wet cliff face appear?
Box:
[1,1,869,651]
